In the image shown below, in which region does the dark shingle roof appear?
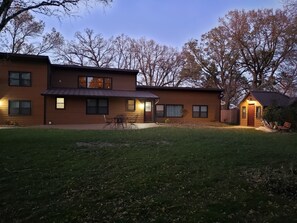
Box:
[42,88,159,99]
[251,91,290,107]
[51,64,139,75]
[137,86,223,93]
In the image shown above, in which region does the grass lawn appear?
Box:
[0,126,297,222]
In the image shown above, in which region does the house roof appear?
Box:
[249,91,290,107]
[0,52,139,75]
[51,64,139,75]
[42,88,159,99]
[0,52,50,63]
[137,86,223,93]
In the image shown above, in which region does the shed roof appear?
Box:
[42,88,159,99]
[249,91,290,107]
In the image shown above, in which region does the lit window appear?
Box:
[56,98,65,109]
[79,76,112,89]
[127,99,135,111]
[79,77,87,88]
[242,106,246,119]
[105,78,112,89]
[256,106,261,119]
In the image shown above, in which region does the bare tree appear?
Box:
[111,34,138,70]
[182,26,248,109]
[56,29,114,67]
[131,38,185,87]
[220,9,296,90]
[0,0,112,33]
[0,10,44,53]
[0,10,63,54]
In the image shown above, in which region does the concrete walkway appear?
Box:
[29,123,160,130]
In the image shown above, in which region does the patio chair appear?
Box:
[127,114,138,129]
[103,115,113,128]
[277,121,291,132]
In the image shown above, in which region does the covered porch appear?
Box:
[42,88,159,125]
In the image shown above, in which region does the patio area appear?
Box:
[29,123,160,130]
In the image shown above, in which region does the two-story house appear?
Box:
[0,52,223,126]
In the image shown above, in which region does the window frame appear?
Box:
[8,71,32,87]
[78,76,112,89]
[165,104,183,118]
[127,99,135,111]
[192,105,208,118]
[156,104,165,117]
[8,100,31,116]
[256,106,262,119]
[242,106,247,119]
[86,98,109,115]
[56,97,65,110]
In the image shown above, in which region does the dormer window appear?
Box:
[79,76,112,89]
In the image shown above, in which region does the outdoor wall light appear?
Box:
[138,102,144,110]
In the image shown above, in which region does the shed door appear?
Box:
[248,104,255,126]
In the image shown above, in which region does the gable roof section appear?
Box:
[42,88,159,99]
[246,91,290,107]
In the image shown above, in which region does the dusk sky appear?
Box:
[43,0,282,48]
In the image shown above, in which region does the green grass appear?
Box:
[0,127,297,222]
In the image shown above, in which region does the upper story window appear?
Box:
[9,72,31,87]
[79,76,112,89]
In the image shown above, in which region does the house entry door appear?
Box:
[144,101,153,122]
[248,104,255,126]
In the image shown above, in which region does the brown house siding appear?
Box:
[50,67,137,90]
[142,89,221,123]
[0,58,48,126]
[45,96,145,124]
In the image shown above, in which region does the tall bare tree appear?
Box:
[56,29,114,67]
[182,26,248,109]
[0,0,112,33]
[131,38,185,86]
[0,10,63,54]
[111,34,138,70]
[220,9,296,90]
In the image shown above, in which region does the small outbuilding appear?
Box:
[239,91,290,127]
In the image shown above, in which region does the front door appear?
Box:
[144,101,153,122]
[248,104,255,126]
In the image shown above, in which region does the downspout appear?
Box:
[43,96,47,125]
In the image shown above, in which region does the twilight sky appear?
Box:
[42,0,282,49]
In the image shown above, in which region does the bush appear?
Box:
[263,104,297,130]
